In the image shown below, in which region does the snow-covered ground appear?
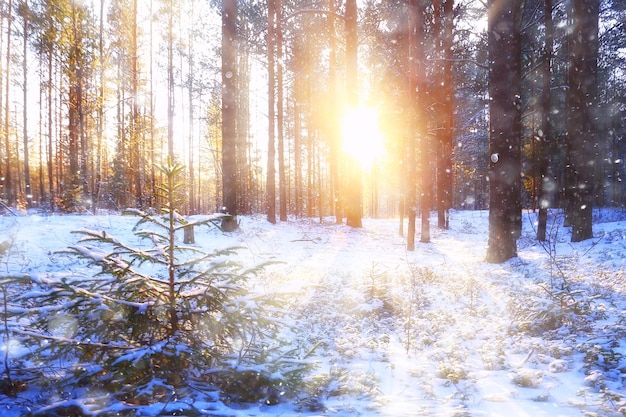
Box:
[1,208,626,416]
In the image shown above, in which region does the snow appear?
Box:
[1,208,626,416]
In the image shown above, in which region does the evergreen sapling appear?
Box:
[8,159,313,414]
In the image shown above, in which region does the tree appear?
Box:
[3,0,14,206]
[406,0,419,251]
[167,0,175,160]
[221,0,238,231]
[417,0,429,244]
[328,0,341,224]
[108,0,140,210]
[31,0,60,212]
[130,0,143,208]
[94,0,106,212]
[435,0,454,230]
[267,0,277,224]
[536,0,554,242]
[344,0,362,228]
[65,1,95,211]
[485,0,522,263]
[19,0,32,208]
[6,159,307,413]
[186,0,197,216]
[276,0,287,222]
[566,0,599,242]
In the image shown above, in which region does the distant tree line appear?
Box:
[0,0,623,259]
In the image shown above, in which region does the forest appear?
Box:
[1,1,626,415]
[0,0,624,258]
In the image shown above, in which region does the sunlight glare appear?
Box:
[341,106,385,168]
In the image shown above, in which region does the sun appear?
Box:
[341,105,385,168]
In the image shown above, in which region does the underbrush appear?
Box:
[292,262,510,412]
[512,212,626,415]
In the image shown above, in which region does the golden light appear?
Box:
[340,106,385,168]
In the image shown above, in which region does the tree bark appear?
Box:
[406,0,419,251]
[436,0,454,230]
[344,0,362,228]
[67,5,82,210]
[417,0,429,244]
[485,0,522,263]
[536,0,554,242]
[167,0,174,160]
[328,0,341,224]
[22,0,31,208]
[276,0,287,222]
[221,0,239,231]
[266,0,277,224]
[131,0,142,208]
[567,0,599,242]
[3,0,13,206]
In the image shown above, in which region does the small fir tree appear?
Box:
[7,159,312,414]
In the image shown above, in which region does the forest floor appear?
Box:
[1,208,626,416]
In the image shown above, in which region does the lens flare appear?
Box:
[341,106,385,168]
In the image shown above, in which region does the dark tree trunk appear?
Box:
[406,0,419,251]
[417,0,429,244]
[183,224,195,244]
[47,42,55,212]
[221,0,238,231]
[3,0,13,206]
[485,0,522,263]
[434,0,454,230]
[537,0,554,242]
[67,7,83,210]
[328,0,341,224]
[567,0,599,242]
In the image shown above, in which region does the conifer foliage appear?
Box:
[4,159,305,414]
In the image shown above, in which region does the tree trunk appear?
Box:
[344,0,362,228]
[485,0,522,263]
[276,0,287,222]
[94,0,105,212]
[266,0,277,224]
[131,0,142,208]
[47,42,55,212]
[436,0,454,230]
[3,0,13,206]
[67,5,83,211]
[149,0,156,209]
[221,0,238,231]
[22,1,31,208]
[237,45,251,213]
[188,0,196,215]
[406,0,419,251]
[183,224,195,244]
[567,0,599,242]
[328,0,341,224]
[537,0,554,242]
[417,0,429,244]
[294,98,302,216]
[167,0,174,160]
